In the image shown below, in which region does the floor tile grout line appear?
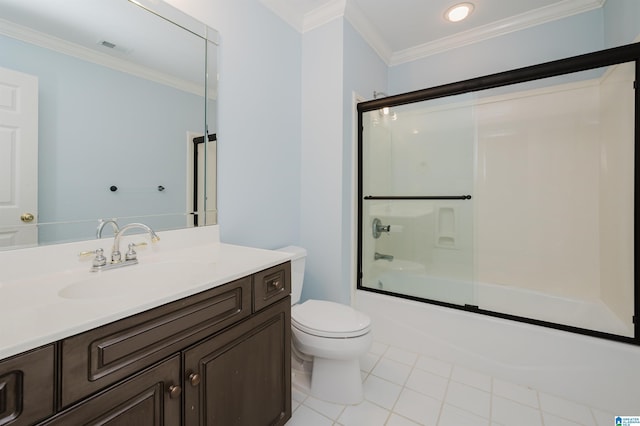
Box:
[361,374,403,417]
[299,398,345,424]
[433,354,457,426]
[386,411,426,426]
[289,340,617,426]
[448,364,493,393]
[492,380,542,411]
[440,360,503,424]
[411,360,453,381]
[434,382,450,425]
[538,390,546,426]
[377,350,420,425]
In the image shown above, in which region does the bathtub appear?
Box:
[370,271,632,337]
[355,275,640,412]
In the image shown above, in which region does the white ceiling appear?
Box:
[259,0,605,65]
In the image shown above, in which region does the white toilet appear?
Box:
[277,246,372,405]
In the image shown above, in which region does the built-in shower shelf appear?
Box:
[436,234,456,248]
[435,206,457,249]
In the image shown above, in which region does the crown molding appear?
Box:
[0,18,204,96]
[302,0,346,32]
[260,0,605,66]
[259,0,346,33]
[390,0,605,66]
[344,1,392,64]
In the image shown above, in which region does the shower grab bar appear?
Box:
[364,195,472,200]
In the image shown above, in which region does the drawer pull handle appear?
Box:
[189,372,201,386]
[168,385,182,399]
[268,280,281,290]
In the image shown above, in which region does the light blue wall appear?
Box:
[603,0,640,47]
[299,18,346,303]
[297,17,387,304]
[168,0,302,250]
[389,9,604,95]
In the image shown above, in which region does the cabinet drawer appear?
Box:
[60,277,251,407]
[253,262,291,312]
[42,355,181,426]
[0,345,55,426]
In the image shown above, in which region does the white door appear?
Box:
[0,66,38,249]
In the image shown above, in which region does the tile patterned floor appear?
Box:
[286,341,617,426]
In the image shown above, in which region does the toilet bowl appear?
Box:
[277,246,372,405]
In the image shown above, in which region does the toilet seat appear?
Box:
[292,299,371,338]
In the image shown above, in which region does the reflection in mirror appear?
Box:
[0,0,218,250]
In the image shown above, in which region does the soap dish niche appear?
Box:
[435,205,457,249]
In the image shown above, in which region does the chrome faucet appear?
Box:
[372,218,390,239]
[96,218,120,238]
[374,252,394,261]
[81,222,160,272]
[111,223,160,263]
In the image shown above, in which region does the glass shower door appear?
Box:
[358,45,640,344]
[359,95,476,307]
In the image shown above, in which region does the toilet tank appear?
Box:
[276,246,306,305]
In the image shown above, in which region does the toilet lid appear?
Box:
[291,300,371,338]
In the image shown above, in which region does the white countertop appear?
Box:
[0,226,292,359]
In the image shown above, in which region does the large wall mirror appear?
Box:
[0,0,218,250]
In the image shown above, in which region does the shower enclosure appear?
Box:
[357,43,639,344]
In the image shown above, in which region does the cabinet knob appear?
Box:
[168,384,182,399]
[188,372,201,386]
[268,280,281,290]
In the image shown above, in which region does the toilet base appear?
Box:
[310,357,364,405]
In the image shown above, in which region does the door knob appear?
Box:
[20,213,35,223]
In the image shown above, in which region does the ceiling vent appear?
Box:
[97,40,131,54]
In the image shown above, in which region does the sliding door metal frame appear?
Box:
[356,42,640,345]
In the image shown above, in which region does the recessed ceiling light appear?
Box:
[445,2,474,23]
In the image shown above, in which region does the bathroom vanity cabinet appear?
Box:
[0,345,56,425]
[0,262,291,426]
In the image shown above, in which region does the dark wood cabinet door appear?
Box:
[184,297,291,426]
[40,355,181,426]
[0,345,54,426]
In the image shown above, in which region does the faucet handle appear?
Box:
[125,242,147,261]
[79,248,107,267]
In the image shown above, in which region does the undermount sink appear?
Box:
[58,261,212,300]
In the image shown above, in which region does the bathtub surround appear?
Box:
[358,44,637,341]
